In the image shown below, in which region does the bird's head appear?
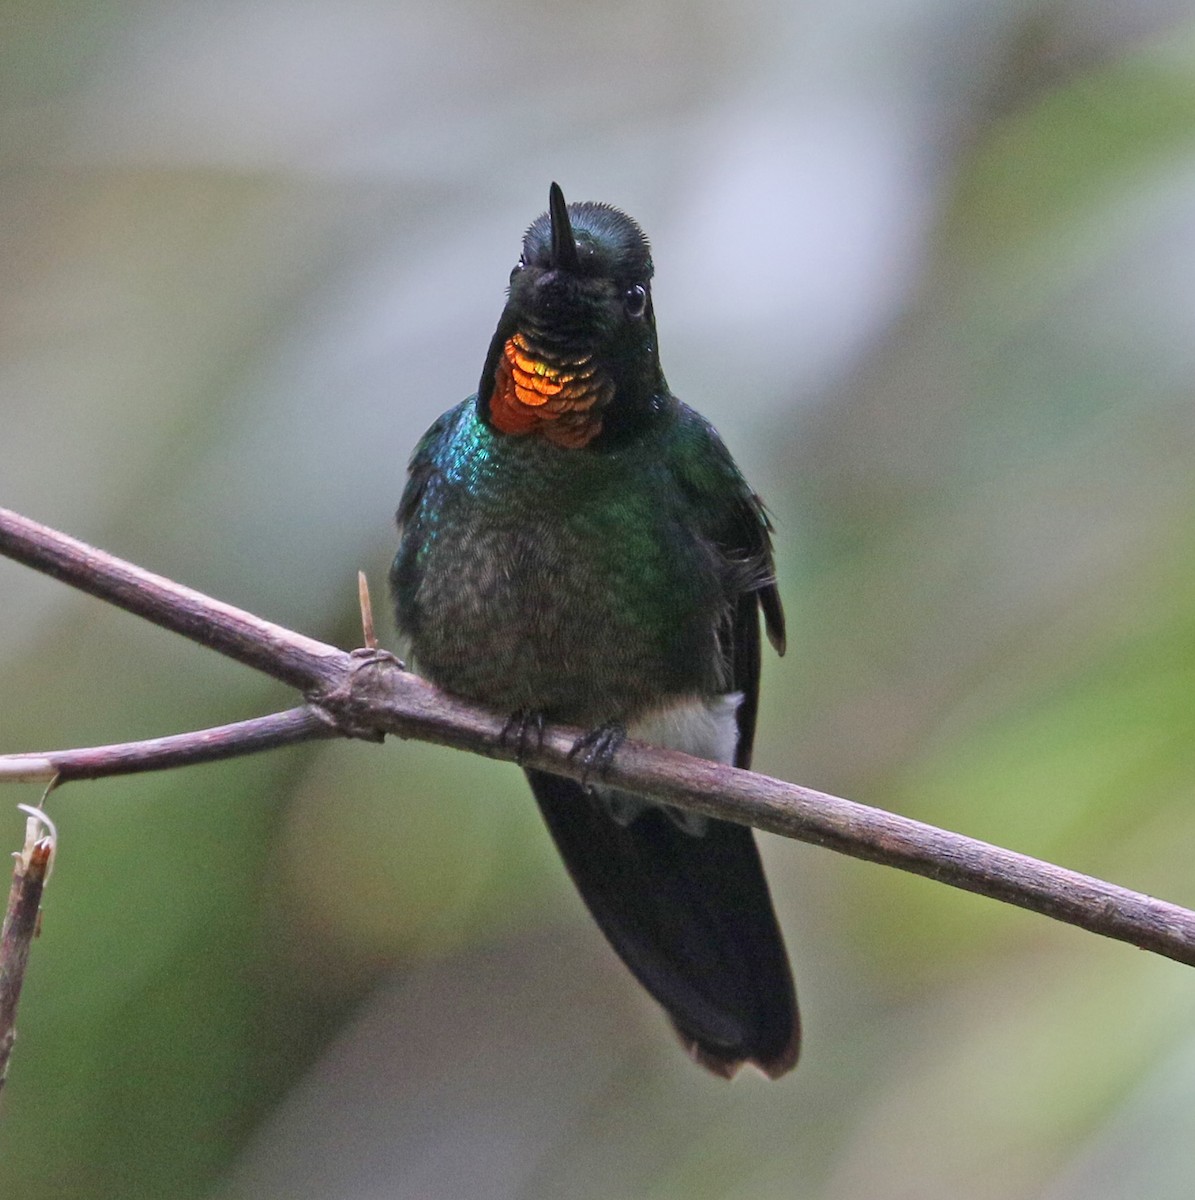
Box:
[479,183,664,449]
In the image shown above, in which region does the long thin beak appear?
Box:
[548,182,581,273]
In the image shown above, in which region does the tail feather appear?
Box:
[527,768,799,1078]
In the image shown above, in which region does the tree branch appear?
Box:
[0,707,340,782]
[2,504,1195,970]
[0,508,347,692]
[0,806,56,1092]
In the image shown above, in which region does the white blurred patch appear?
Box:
[597,693,742,836]
[630,692,743,764]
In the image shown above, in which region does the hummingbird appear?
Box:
[390,184,798,1078]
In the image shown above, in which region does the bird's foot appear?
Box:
[569,721,626,790]
[498,708,546,764]
[349,646,405,670]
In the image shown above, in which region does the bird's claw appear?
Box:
[350,647,405,670]
[569,721,626,790]
[499,709,546,764]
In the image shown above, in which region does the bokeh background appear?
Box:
[3,1,1195,1196]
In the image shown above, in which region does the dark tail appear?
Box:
[527,768,799,1079]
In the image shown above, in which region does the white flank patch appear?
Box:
[628,693,743,764]
[597,693,743,836]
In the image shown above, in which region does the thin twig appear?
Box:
[0,804,57,1091]
[1,505,1194,969]
[0,707,340,782]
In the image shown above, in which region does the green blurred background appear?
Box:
[3,2,1195,1196]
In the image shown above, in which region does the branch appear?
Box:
[0,508,347,692]
[0,806,56,1092]
[0,707,340,782]
[2,504,1195,970]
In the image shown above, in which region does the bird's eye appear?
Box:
[624,283,648,319]
[510,257,526,280]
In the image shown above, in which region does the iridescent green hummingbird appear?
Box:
[391,184,798,1077]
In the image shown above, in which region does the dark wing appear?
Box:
[674,402,784,769]
[390,405,460,626]
[395,406,456,533]
[721,491,785,770]
[529,404,797,1078]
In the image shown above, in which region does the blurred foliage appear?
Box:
[3,2,1195,1198]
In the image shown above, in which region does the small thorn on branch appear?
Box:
[358,571,378,651]
[0,801,58,1092]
